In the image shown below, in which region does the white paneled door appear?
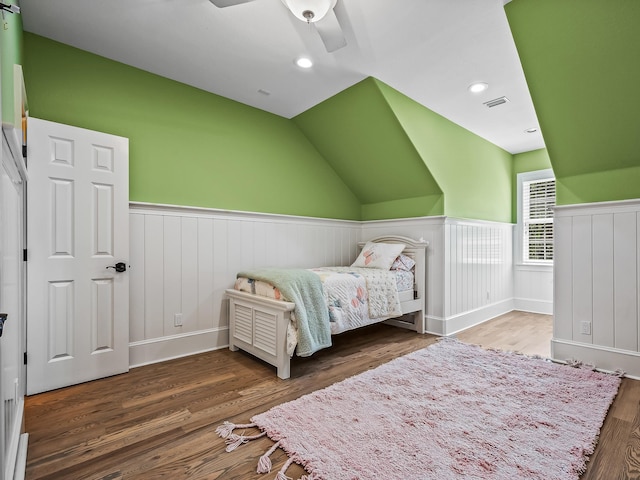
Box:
[27,118,129,395]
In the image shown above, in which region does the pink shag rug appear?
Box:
[217,339,621,480]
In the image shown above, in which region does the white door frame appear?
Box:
[0,125,28,480]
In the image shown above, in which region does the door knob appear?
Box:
[106,262,127,273]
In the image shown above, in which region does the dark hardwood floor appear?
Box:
[24,312,640,479]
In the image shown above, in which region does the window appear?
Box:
[517,169,555,264]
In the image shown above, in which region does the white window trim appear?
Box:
[516,169,555,266]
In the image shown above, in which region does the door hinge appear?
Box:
[23,249,27,261]
[23,352,27,365]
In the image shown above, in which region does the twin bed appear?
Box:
[225,236,428,379]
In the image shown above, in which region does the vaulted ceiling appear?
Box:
[506,0,640,204]
[19,0,544,154]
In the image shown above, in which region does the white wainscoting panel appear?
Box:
[553,199,640,377]
[130,205,541,366]
[362,217,515,336]
[443,219,514,335]
[129,203,361,366]
[513,265,553,315]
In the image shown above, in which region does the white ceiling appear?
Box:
[19,0,544,154]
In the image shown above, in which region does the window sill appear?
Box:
[515,262,553,272]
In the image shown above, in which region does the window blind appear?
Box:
[523,178,555,262]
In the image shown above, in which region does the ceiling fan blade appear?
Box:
[315,7,347,52]
[209,0,255,7]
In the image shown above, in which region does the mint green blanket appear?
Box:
[237,268,332,357]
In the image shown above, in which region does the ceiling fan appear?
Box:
[209,0,347,52]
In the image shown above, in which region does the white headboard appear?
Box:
[358,235,429,305]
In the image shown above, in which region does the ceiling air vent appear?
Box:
[483,96,510,108]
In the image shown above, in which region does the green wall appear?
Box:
[361,195,444,222]
[506,0,640,205]
[377,81,513,223]
[24,33,519,223]
[556,166,640,205]
[295,78,513,222]
[1,0,23,125]
[294,78,444,221]
[512,148,553,222]
[23,33,361,220]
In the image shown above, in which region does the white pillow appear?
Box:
[351,241,406,270]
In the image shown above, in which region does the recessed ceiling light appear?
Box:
[525,127,538,133]
[468,82,488,93]
[295,57,313,69]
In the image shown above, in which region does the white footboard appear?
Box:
[226,287,424,380]
[226,289,295,379]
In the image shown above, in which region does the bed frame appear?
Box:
[225,235,428,379]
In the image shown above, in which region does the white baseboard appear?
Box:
[425,316,447,336]
[514,297,553,315]
[552,339,640,379]
[129,327,229,368]
[426,298,516,336]
[127,296,548,367]
[12,434,28,480]
[444,299,515,336]
[5,398,24,480]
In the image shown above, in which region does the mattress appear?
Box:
[235,266,413,342]
[235,268,414,300]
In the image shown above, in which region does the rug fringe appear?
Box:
[217,421,313,478]
[275,457,295,480]
[225,433,250,452]
[566,358,583,368]
[439,339,625,378]
[215,421,257,439]
[563,358,627,377]
[436,336,456,343]
[216,421,267,453]
[225,431,267,452]
[257,440,281,474]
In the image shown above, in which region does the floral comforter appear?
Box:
[234,267,404,356]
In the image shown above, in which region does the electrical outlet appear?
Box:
[174,313,183,327]
[580,321,591,335]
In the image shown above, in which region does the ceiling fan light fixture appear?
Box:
[282,0,335,23]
